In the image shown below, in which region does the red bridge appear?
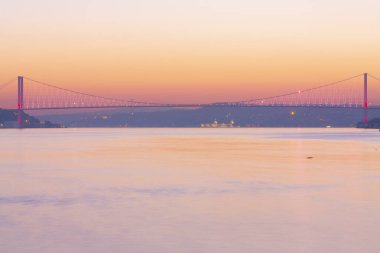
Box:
[1,73,380,127]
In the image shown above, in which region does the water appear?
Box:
[0,128,380,253]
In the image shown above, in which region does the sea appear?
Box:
[0,128,379,253]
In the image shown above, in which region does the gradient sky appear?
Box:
[0,0,380,103]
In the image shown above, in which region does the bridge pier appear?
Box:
[17,76,24,128]
[364,73,368,124]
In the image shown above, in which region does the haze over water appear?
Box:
[0,128,379,253]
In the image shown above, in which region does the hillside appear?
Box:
[357,118,380,129]
[38,107,380,128]
[0,109,60,128]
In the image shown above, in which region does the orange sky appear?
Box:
[0,0,380,104]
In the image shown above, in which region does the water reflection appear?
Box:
[0,128,379,253]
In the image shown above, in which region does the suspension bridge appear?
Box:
[1,73,380,127]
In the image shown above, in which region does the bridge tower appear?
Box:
[17,76,24,128]
[364,73,368,124]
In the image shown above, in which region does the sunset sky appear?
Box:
[0,0,380,103]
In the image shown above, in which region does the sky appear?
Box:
[0,0,380,103]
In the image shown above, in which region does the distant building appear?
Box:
[201,120,237,128]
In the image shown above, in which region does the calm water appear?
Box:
[0,128,380,253]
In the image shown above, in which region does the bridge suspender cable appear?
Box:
[234,73,364,104]
[23,73,366,107]
[0,72,376,112]
[23,77,167,107]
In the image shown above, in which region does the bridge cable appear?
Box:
[22,74,365,108]
[368,74,380,84]
[0,78,16,92]
[233,73,364,104]
[23,77,171,107]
